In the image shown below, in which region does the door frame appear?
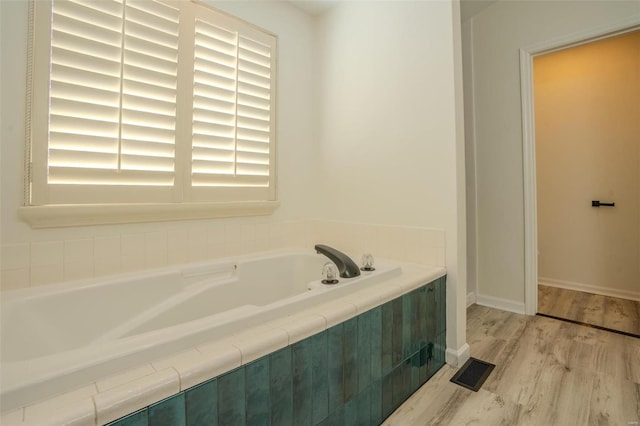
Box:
[519,18,640,315]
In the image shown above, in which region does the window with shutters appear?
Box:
[22,0,278,227]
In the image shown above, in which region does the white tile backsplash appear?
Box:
[1,268,30,291]
[0,220,445,290]
[30,241,63,266]
[63,260,94,282]
[94,256,121,278]
[120,233,145,258]
[0,243,29,270]
[30,263,64,286]
[63,239,93,264]
[144,231,168,268]
[94,236,121,259]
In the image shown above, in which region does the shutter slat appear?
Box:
[191,174,268,187]
[237,127,269,143]
[237,163,269,176]
[126,19,178,50]
[194,68,236,91]
[53,13,121,47]
[238,104,269,120]
[51,80,120,106]
[49,131,118,154]
[124,47,177,75]
[52,29,121,61]
[192,135,235,150]
[51,48,121,79]
[239,48,270,71]
[121,123,175,144]
[237,139,269,155]
[49,149,118,169]
[121,154,174,172]
[53,1,122,30]
[193,121,235,138]
[50,98,120,123]
[124,65,177,90]
[48,167,174,186]
[125,3,179,35]
[122,139,175,157]
[194,95,234,115]
[123,93,175,116]
[237,115,269,132]
[123,79,176,102]
[237,151,269,165]
[49,114,120,136]
[237,91,270,110]
[194,108,235,126]
[127,0,179,23]
[125,34,178,62]
[239,36,270,58]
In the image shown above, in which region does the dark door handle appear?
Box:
[592,200,615,207]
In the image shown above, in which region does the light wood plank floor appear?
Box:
[538,284,640,337]
[383,304,640,426]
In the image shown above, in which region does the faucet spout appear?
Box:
[314,244,361,279]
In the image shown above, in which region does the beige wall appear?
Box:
[464,0,640,311]
[535,31,640,300]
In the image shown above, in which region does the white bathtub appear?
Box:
[1,249,405,413]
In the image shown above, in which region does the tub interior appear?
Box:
[1,252,329,362]
[0,250,414,413]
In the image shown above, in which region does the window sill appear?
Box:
[18,201,280,228]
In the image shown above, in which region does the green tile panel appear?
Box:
[107,276,446,426]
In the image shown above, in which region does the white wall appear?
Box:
[466,0,640,309]
[315,1,468,359]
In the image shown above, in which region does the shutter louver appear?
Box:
[192,20,273,188]
[48,0,179,186]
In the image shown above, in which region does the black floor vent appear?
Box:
[449,357,495,392]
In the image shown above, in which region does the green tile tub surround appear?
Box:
[108,276,446,426]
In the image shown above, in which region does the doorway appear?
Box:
[530,30,640,336]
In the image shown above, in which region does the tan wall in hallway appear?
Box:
[535,31,640,299]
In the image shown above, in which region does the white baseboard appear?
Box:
[475,293,525,315]
[466,291,477,307]
[539,277,640,302]
[446,343,470,368]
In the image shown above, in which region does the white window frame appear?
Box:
[19,0,279,228]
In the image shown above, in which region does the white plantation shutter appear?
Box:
[30,0,277,208]
[192,21,273,189]
[189,6,276,202]
[46,0,179,193]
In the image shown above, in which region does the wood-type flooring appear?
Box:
[383,304,640,426]
[538,284,640,337]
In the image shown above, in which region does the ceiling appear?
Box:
[289,0,498,21]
